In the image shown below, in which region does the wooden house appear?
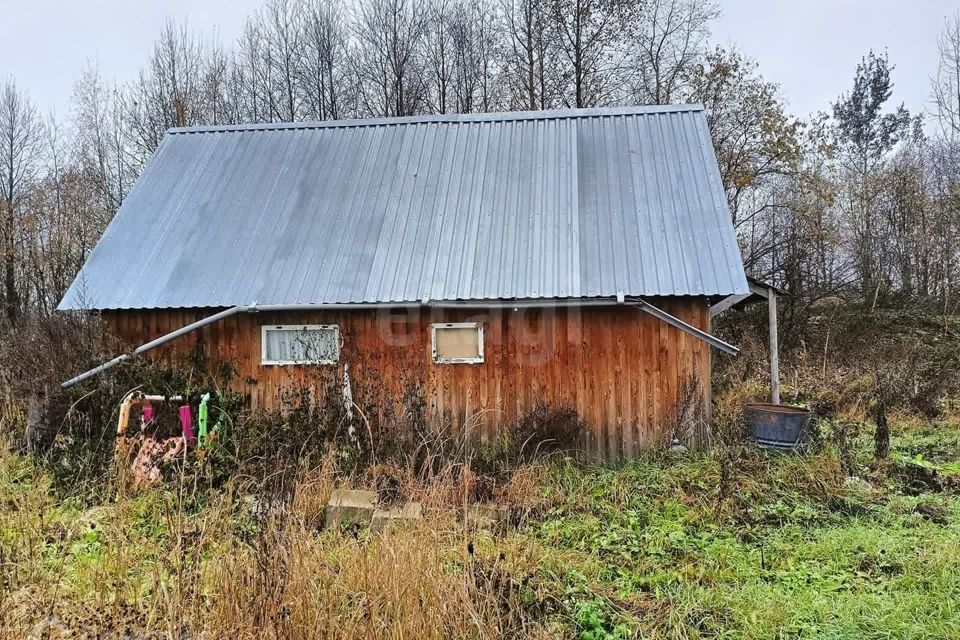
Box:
[59,105,749,458]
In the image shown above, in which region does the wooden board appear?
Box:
[102,298,712,459]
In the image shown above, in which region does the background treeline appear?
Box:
[3,0,960,327]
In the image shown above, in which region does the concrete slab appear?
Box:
[466,503,510,530]
[325,489,378,529]
[370,501,424,533]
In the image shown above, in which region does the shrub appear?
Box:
[470,405,588,479]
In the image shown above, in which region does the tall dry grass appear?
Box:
[206,516,531,639]
[0,446,553,639]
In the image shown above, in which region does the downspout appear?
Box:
[627,298,739,356]
[61,297,738,389]
[61,306,249,388]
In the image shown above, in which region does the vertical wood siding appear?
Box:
[103,299,711,459]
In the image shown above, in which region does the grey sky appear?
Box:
[2,0,956,123]
[712,1,958,119]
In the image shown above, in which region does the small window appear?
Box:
[432,322,483,364]
[261,325,340,365]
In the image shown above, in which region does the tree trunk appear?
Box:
[3,200,17,327]
[873,400,890,460]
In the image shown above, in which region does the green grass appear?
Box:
[491,421,960,639]
[3,419,960,638]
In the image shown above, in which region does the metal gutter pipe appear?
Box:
[627,298,738,356]
[60,297,738,388]
[61,306,248,388]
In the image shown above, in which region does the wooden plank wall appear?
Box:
[103,298,711,459]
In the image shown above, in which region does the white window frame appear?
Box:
[261,324,341,366]
[431,322,484,364]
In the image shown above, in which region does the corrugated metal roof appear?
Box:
[59,104,748,310]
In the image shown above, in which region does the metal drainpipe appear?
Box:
[61,305,249,388]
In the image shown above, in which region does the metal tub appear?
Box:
[744,404,811,450]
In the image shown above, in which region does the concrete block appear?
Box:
[325,489,378,529]
[370,501,424,533]
[466,503,510,530]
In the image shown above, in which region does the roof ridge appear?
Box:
[168,104,705,135]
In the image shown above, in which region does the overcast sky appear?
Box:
[2,0,957,122]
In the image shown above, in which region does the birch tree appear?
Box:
[0,80,43,325]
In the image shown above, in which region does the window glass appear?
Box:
[262,325,339,365]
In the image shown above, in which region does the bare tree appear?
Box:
[353,0,431,116]
[123,21,207,164]
[501,0,557,109]
[0,80,44,325]
[446,0,504,112]
[301,0,352,120]
[931,144,960,312]
[550,0,629,108]
[772,127,852,302]
[21,118,111,314]
[72,63,130,212]
[264,0,305,121]
[627,0,719,105]
[932,12,960,141]
[235,19,271,123]
[203,38,237,126]
[424,0,455,113]
[929,10,960,313]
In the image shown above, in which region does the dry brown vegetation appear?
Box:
[1,442,564,640]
